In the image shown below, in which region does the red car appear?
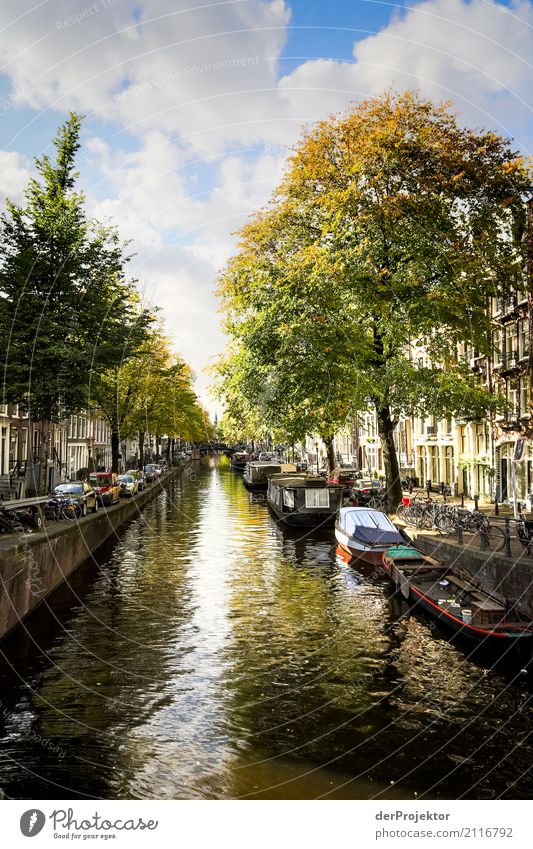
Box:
[327,467,360,494]
[88,472,121,506]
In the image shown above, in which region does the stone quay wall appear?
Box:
[0,467,183,642]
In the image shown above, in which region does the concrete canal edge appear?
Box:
[411,531,533,617]
[0,466,184,642]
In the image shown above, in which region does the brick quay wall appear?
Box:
[0,466,184,642]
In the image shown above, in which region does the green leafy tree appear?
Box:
[0,113,151,492]
[92,328,208,470]
[216,91,531,507]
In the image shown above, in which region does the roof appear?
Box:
[268,473,342,489]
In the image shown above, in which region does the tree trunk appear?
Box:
[38,417,51,495]
[139,430,145,469]
[111,429,120,473]
[376,406,402,512]
[323,437,336,473]
[165,438,171,464]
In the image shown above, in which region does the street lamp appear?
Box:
[315,440,319,475]
[86,436,94,473]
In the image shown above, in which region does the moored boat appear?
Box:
[267,474,343,527]
[382,545,533,644]
[335,507,404,563]
[230,451,249,472]
[243,461,298,490]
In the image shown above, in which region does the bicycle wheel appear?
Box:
[421,507,436,530]
[367,496,384,510]
[406,504,424,527]
[62,503,82,521]
[435,513,454,534]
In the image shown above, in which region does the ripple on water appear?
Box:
[0,461,532,800]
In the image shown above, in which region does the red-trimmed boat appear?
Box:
[382,545,533,644]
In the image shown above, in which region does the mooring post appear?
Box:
[480,526,489,550]
[494,499,499,516]
[504,518,512,558]
[456,524,463,545]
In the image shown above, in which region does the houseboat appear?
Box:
[242,461,300,490]
[335,507,404,564]
[266,473,343,527]
[382,546,533,644]
[230,451,249,472]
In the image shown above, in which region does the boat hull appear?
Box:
[410,586,533,643]
[243,476,267,491]
[268,502,337,527]
[334,525,392,564]
[382,549,533,645]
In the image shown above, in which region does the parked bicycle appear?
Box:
[516,515,533,555]
[44,495,82,522]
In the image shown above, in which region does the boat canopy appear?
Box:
[339,507,403,546]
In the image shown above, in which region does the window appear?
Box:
[508,381,518,419]
[429,446,439,482]
[283,489,295,509]
[493,328,503,364]
[305,489,330,508]
[445,447,454,484]
[518,318,529,360]
[520,380,531,417]
[476,424,486,454]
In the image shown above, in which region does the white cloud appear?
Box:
[278,0,533,152]
[1,0,532,412]
[0,150,30,206]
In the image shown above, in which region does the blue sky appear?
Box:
[0,0,531,413]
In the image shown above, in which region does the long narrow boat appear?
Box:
[382,545,533,644]
[335,507,404,564]
[230,451,249,472]
[243,461,282,490]
[267,474,343,527]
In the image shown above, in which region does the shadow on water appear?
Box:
[0,460,532,799]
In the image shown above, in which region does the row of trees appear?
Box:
[214,91,532,509]
[0,113,209,493]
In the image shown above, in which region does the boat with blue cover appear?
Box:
[334,507,404,563]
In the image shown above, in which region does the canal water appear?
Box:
[0,459,532,800]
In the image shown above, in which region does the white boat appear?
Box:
[335,507,404,563]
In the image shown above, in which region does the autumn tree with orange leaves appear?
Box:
[216,91,531,508]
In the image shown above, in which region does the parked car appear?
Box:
[258,451,273,462]
[152,464,162,478]
[118,474,138,497]
[351,479,387,505]
[52,482,98,516]
[127,469,145,491]
[88,472,121,506]
[328,467,361,494]
[144,464,157,483]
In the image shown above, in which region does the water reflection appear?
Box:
[0,460,531,799]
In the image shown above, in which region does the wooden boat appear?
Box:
[335,507,404,564]
[230,451,248,472]
[267,473,343,527]
[382,545,533,644]
[243,462,298,490]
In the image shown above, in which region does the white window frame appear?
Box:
[283,489,295,509]
[305,489,330,508]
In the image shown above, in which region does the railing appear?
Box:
[452,514,533,559]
